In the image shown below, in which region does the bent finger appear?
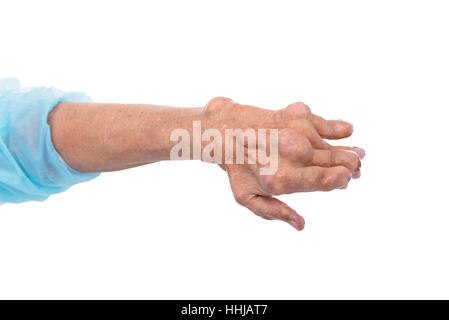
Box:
[265,166,352,194]
[277,166,352,193]
[325,143,366,159]
[244,195,305,231]
[311,149,361,173]
[310,114,353,139]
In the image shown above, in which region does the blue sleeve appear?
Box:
[0,78,100,204]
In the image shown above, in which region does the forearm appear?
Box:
[48,102,205,172]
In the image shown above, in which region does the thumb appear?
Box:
[244,195,305,231]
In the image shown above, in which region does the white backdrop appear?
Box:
[0,0,448,299]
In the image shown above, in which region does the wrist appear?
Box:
[164,99,231,163]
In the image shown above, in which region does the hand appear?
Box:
[203,97,365,231]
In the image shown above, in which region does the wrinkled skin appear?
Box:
[51,98,365,231]
[203,97,365,231]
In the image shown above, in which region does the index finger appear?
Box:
[310,113,353,140]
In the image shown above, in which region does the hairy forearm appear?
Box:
[48,102,205,172]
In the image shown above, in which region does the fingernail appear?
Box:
[352,147,365,159]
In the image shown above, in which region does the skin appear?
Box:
[48,97,365,231]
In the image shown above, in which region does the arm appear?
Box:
[48,102,206,172]
[49,97,365,231]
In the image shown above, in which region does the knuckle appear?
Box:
[322,172,338,188]
[349,153,362,171]
[285,102,311,118]
[205,96,234,113]
[278,128,298,145]
[321,167,351,190]
[305,168,322,185]
[298,139,314,163]
[278,129,313,162]
[301,104,312,117]
[337,151,361,171]
[335,167,352,185]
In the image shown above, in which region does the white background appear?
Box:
[0,0,448,299]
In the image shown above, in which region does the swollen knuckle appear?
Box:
[300,103,312,117]
[349,153,361,171]
[306,168,322,185]
[322,173,338,187]
[336,151,359,171]
[281,102,311,120]
[205,96,234,113]
[278,128,298,146]
[278,130,313,162]
[336,167,352,184]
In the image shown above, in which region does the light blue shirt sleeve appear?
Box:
[0,78,100,204]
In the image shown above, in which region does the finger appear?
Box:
[325,144,366,159]
[277,104,328,149]
[311,149,361,173]
[289,119,328,149]
[301,166,352,191]
[304,127,329,150]
[244,195,305,231]
[352,147,365,159]
[267,166,352,194]
[278,129,313,163]
[310,114,353,140]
